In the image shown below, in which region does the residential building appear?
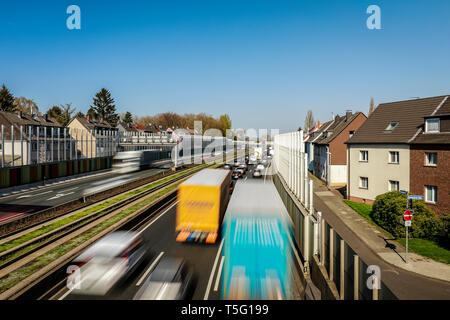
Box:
[346,95,449,214]
[67,115,118,158]
[313,111,367,187]
[0,110,72,166]
[305,120,333,172]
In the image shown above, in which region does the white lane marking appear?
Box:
[58,288,73,300]
[59,187,78,192]
[47,191,75,200]
[136,201,179,236]
[16,190,53,199]
[214,256,225,292]
[203,237,225,300]
[136,252,165,286]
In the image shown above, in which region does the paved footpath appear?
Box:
[311,175,450,300]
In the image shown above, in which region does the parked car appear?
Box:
[134,257,194,300]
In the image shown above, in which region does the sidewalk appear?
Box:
[310,174,450,299]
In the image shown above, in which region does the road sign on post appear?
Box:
[403,210,413,221]
[408,195,423,200]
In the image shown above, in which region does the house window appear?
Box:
[425,185,437,204]
[389,151,399,164]
[360,177,369,189]
[389,180,399,191]
[360,150,368,162]
[425,118,440,133]
[385,122,398,131]
[425,152,438,166]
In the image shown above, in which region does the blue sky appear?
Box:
[1,0,450,132]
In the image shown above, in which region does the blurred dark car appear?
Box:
[134,257,194,300]
[229,180,236,194]
[232,169,243,179]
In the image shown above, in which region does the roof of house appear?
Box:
[306,120,334,143]
[69,115,114,130]
[118,121,138,132]
[0,111,62,127]
[347,95,450,144]
[314,112,365,145]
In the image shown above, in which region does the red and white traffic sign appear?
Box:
[403,210,413,221]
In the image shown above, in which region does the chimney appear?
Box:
[44,114,49,122]
[87,114,90,121]
[100,118,104,124]
[18,111,23,119]
[346,110,352,121]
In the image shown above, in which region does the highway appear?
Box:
[0,167,169,225]
[55,162,305,300]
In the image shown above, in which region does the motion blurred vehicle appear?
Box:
[238,164,248,172]
[252,168,262,178]
[176,169,231,244]
[256,164,265,171]
[112,150,171,173]
[221,181,294,300]
[69,231,147,296]
[229,180,236,194]
[134,257,194,300]
[231,169,243,179]
[222,163,232,170]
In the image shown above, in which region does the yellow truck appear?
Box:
[176,168,231,244]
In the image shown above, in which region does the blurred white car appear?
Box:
[69,231,147,296]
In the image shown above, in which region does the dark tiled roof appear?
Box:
[346,95,449,144]
[118,121,138,132]
[315,112,365,145]
[70,116,114,130]
[411,132,450,144]
[306,120,333,143]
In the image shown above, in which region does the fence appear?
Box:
[0,125,118,168]
[273,131,397,300]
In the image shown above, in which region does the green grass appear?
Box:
[0,163,210,254]
[397,238,450,264]
[343,200,375,224]
[343,200,450,265]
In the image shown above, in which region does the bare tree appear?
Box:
[304,110,316,132]
[13,96,39,114]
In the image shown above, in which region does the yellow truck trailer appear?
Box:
[176,168,231,244]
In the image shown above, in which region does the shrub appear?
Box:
[371,191,440,240]
[438,213,450,249]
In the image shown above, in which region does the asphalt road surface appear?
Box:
[0,167,168,225]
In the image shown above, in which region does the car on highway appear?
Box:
[134,257,194,300]
[238,164,248,173]
[232,169,244,179]
[252,168,262,178]
[69,231,147,296]
[230,180,236,194]
[222,163,232,170]
[256,164,265,171]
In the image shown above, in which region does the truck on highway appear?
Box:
[176,168,231,244]
[221,181,294,300]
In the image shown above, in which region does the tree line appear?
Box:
[0,84,232,135]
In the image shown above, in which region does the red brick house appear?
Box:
[409,96,450,214]
[313,111,367,186]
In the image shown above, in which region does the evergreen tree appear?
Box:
[0,84,15,111]
[89,88,119,126]
[123,111,133,124]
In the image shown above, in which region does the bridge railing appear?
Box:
[273,131,396,300]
